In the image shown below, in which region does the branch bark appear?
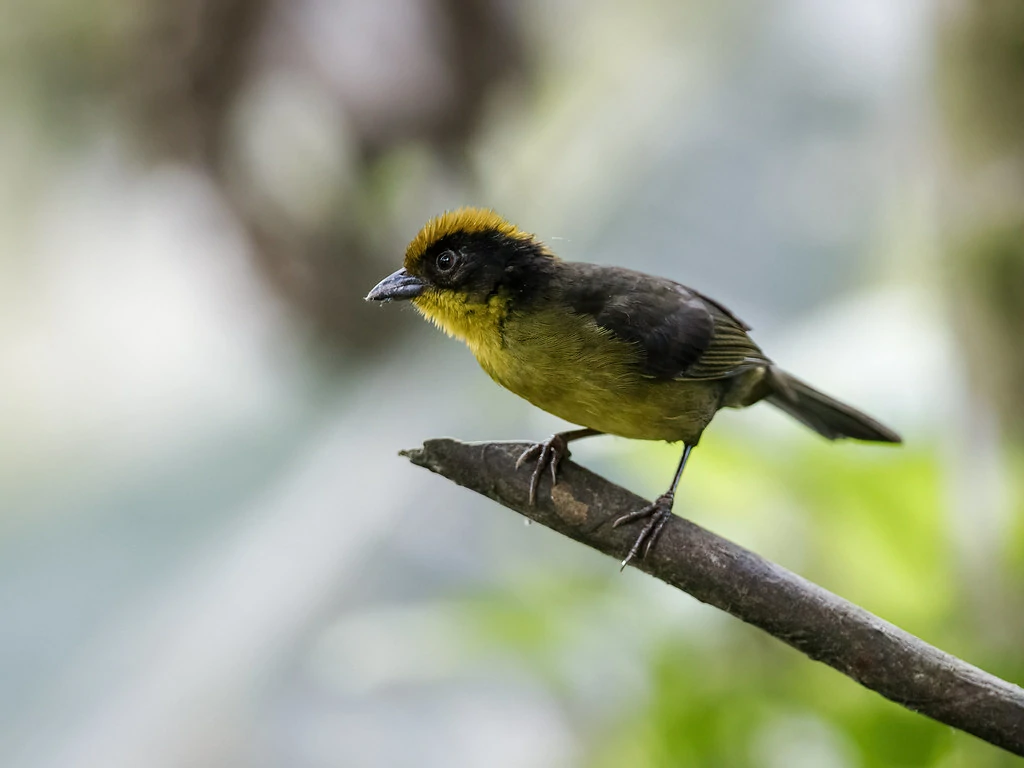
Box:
[401,439,1024,757]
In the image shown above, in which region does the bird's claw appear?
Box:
[613,492,675,570]
[516,434,570,505]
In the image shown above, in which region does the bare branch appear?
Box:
[402,439,1024,757]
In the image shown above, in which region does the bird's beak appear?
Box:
[365,268,426,302]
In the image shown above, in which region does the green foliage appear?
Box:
[451,430,1024,766]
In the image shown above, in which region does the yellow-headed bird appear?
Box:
[367,208,901,566]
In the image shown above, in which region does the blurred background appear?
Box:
[2,0,1023,766]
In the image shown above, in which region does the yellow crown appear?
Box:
[404,208,536,268]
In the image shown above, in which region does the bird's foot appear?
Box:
[612,492,675,570]
[515,434,571,505]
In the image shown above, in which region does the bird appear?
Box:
[366,208,901,568]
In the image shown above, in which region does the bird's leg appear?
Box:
[516,428,602,505]
[613,444,693,570]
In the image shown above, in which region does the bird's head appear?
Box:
[366,208,555,342]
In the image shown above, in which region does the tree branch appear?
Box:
[401,439,1024,757]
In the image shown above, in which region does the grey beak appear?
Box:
[365,268,426,302]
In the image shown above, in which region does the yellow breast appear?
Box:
[413,291,721,443]
[417,293,719,443]
[412,289,509,363]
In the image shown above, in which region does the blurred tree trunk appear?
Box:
[120,0,526,357]
[938,0,1024,437]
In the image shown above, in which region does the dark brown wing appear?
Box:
[559,263,768,381]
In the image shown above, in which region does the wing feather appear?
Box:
[559,264,768,381]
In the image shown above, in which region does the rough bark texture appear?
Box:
[402,438,1024,757]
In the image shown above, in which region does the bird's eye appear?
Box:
[435,250,458,273]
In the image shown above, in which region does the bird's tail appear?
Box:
[764,368,902,444]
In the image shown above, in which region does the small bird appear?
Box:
[367,208,901,567]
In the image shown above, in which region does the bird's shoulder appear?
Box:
[548,262,768,381]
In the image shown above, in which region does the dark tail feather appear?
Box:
[765,368,902,444]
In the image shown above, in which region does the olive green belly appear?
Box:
[474,331,724,444]
[506,370,723,443]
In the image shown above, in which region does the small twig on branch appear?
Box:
[401,439,1024,757]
